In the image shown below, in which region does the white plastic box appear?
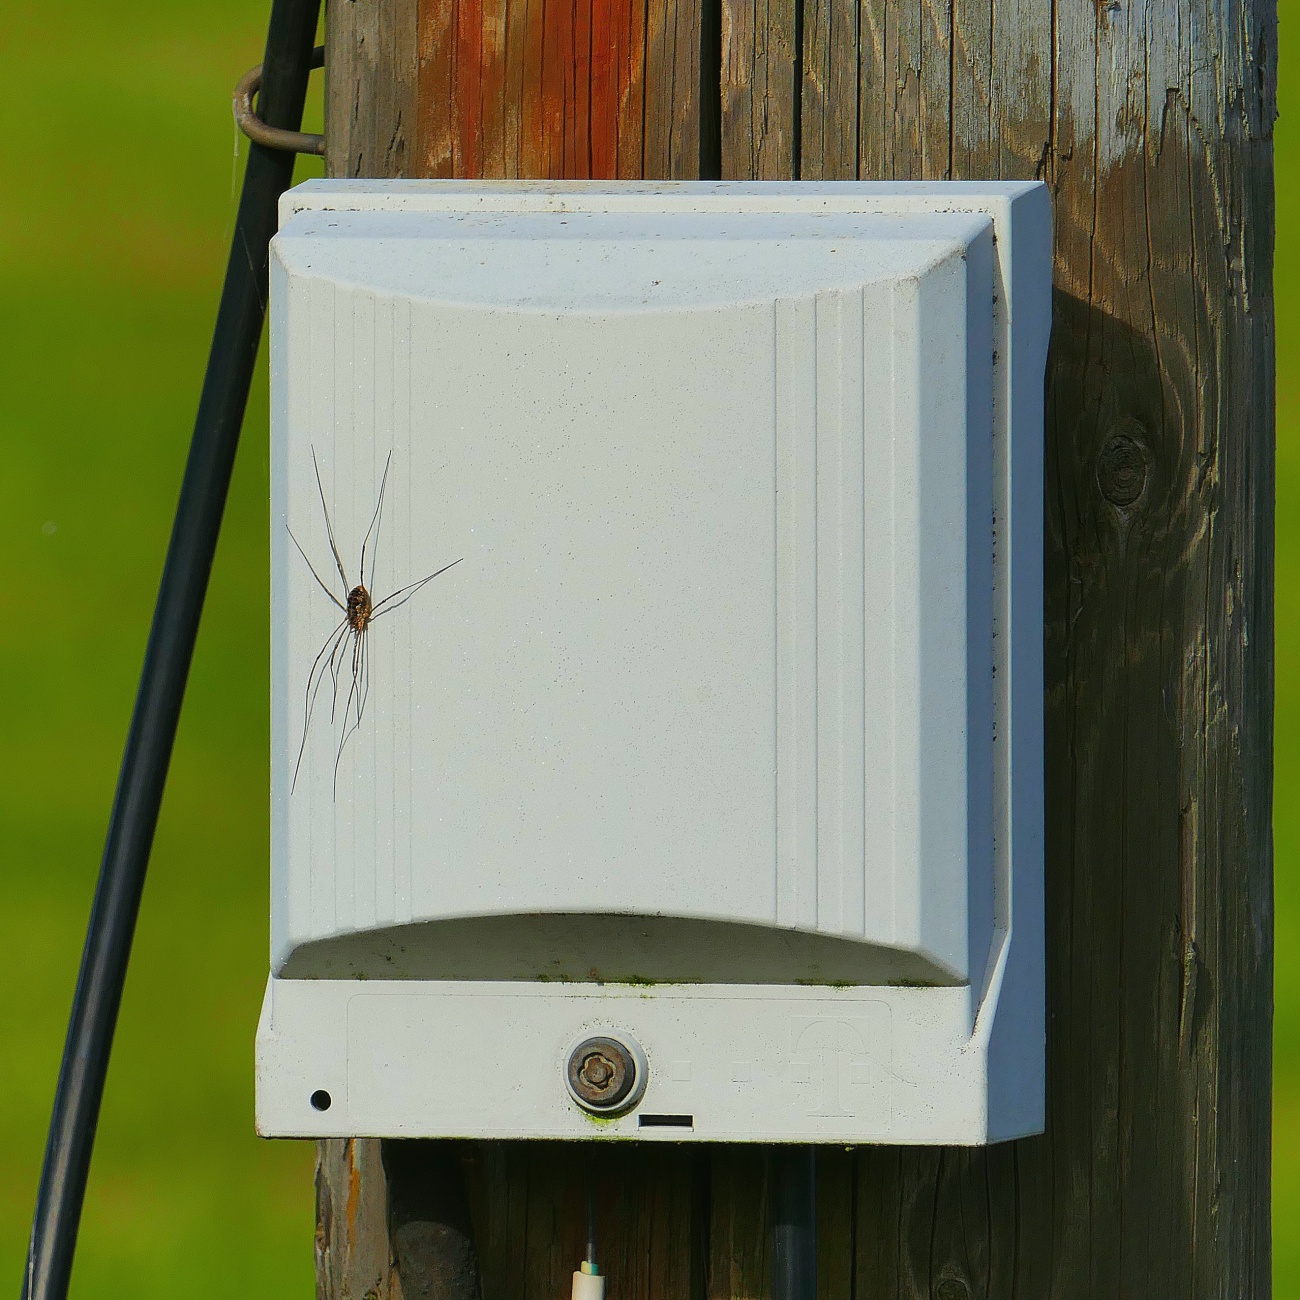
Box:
[257,180,1050,1144]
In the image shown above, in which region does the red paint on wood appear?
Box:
[455,0,485,176]
[542,0,571,173]
[419,0,650,178]
[478,0,507,173]
[417,0,456,174]
[592,0,626,175]
[572,0,593,175]
[520,0,546,177]
[618,0,647,176]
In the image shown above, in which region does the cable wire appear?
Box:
[770,1145,817,1300]
[21,3,321,1295]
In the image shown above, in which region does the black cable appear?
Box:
[21,2,321,1296]
[770,1145,817,1300]
[585,1149,597,1269]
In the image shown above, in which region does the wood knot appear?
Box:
[936,1278,971,1300]
[1096,426,1150,509]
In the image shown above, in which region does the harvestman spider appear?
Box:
[288,448,461,794]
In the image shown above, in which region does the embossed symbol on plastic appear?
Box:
[789,1015,892,1119]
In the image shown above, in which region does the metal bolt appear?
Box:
[566,1035,639,1112]
[581,1054,616,1090]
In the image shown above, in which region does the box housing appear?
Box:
[257,180,1050,1143]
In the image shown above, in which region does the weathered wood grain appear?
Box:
[320,0,1275,1289]
[706,1149,768,1299]
[795,0,1276,1290]
[331,0,705,178]
[462,1143,705,1300]
[325,0,419,178]
[797,0,853,179]
[317,1140,483,1300]
[719,0,797,177]
[316,1140,400,1300]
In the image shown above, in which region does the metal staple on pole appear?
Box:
[235,44,326,155]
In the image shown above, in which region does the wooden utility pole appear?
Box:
[313,0,1276,1291]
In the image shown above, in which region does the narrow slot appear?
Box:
[698,0,722,178]
[638,1114,694,1129]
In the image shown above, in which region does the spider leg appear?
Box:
[327,626,354,725]
[291,618,348,793]
[333,631,367,796]
[288,527,346,611]
[358,628,371,731]
[371,557,464,619]
[350,629,364,731]
[312,445,351,591]
[317,630,351,747]
[359,451,392,598]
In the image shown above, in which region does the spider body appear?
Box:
[288,448,461,794]
[346,584,373,633]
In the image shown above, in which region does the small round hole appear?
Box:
[310,1089,332,1111]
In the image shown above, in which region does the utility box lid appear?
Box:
[259,180,1050,1145]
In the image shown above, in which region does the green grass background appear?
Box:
[0,2,322,1293]
[0,1,1294,1294]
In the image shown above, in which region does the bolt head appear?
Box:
[566,1036,639,1112]
[580,1053,616,1089]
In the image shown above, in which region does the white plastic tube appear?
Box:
[571,1263,606,1300]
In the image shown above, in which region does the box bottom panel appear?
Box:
[256,977,1040,1144]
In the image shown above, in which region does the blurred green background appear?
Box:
[0,1,1294,1295]
[0,3,322,1294]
